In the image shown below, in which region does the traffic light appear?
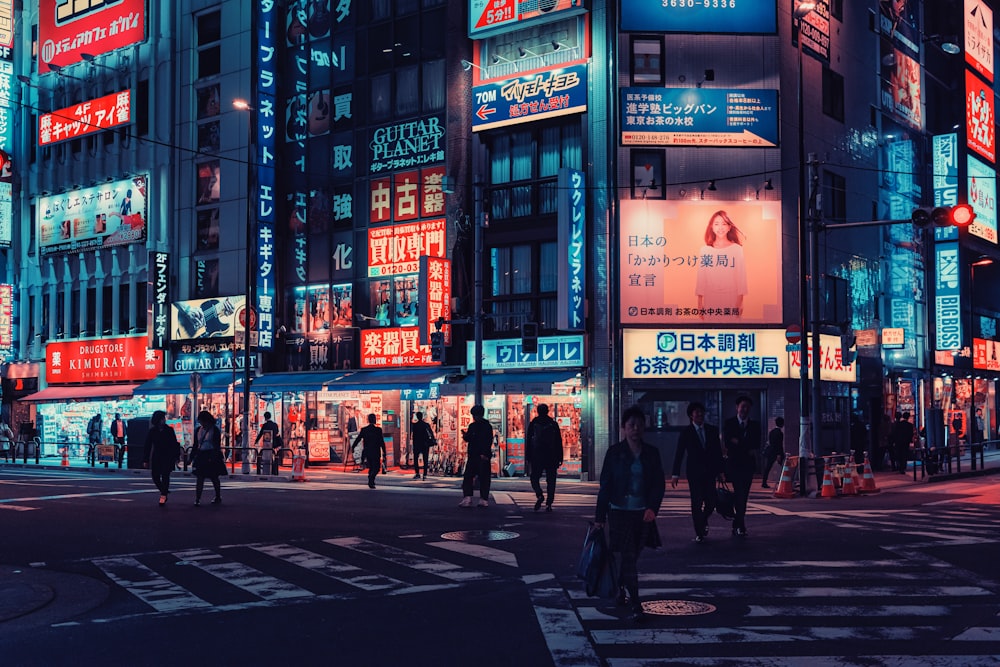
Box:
[912,204,976,228]
[521,322,539,354]
[430,331,444,361]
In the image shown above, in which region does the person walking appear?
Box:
[111,413,127,464]
[191,410,226,506]
[671,401,724,542]
[761,416,785,488]
[410,411,435,480]
[142,411,181,506]
[891,411,915,475]
[526,404,564,512]
[255,411,282,472]
[87,413,103,446]
[595,405,665,622]
[722,395,761,538]
[352,413,386,489]
[459,405,493,508]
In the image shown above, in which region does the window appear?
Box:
[197,209,220,250]
[196,11,221,79]
[422,59,445,112]
[196,160,221,205]
[396,65,419,116]
[822,67,845,122]
[370,73,391,120]
[194,259,220,297]
[631,150,665,199]
[632,38,663,85]
[136,79,149,137]
[488,242,559,332]
[823,170,847,223]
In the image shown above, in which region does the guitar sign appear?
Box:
[172,297,240,340]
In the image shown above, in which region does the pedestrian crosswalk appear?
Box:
[529,557,1000,666]
[801,506,1000,545]
[58,535,515,624]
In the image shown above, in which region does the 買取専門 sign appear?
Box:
[621,88,778,147]
[472,63,587,132]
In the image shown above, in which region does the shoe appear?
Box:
[732,527,747,537]
[534,497,543,512]
[422,474,426,480]
[159,495,166,506]
[211,497,222,505]
[458,496,473,508]
[629,605,645,623]
[694,535,705,543]
[546,505,553,512]
[368,482,376,489]
[413,474,421,480]
[761,483,771,489]
[478,498,490,508]
[194,500,201,507]
[615,587,628,607]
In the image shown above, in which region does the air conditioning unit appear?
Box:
[520,0,580,21]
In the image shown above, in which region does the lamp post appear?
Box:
[474,184,484,407]
[794,1,817,495]
[970,255,994,469]
[233,98,255,475]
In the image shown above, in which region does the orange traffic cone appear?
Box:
[61,447,69,467]
[772,455,797,499]
[841,465,858,496]
[859,454,881,494]
[820,466,837,498]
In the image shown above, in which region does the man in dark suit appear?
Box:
[671,401,725,543]
[722,395,761,538]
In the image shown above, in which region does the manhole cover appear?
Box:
[642,599,716,616]
[440,530,519,542]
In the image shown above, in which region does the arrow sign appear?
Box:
[476,104,496,121]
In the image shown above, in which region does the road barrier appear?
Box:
[859,454,880,493]
[772,455,798,499]
[820,466,837,498]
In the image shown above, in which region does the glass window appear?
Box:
[632,38,663,85]
[422,59,445,111]
[539,242,558,292]
[198,121,220,153]
[396,65,419,116]
[371,73,391,120]
[194,259,220,297]
[197,209,220,250]
[197,11,221,46]
[196,160,221,205]
[822,67,845,122]
[197,85,221,120]
[198,45,220,79]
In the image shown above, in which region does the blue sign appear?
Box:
[254,0,278,350]
[935,242,962,351]
[558,168,585,331]
[472,63,587,132]
[932,133,959,242]
[621,0,777,34]
[467,335,585,370]
[621,88,779,147]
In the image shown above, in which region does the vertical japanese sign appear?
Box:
[935,242,962,351]
[557,168,585,331]
[796,0,831,61]
[418,256,452,349]
[0,58,12,155]
[965,0,994,83]
[0,0,12,49]
[0,283,11,352]
[255,0,277,350]
[966,69,995,163]
[933,133,960,242]
[147,251,169,350]
[968,155,998,244]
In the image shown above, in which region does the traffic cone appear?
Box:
[841,465,858,496]
[60,446,69,467]
[772,455,797,499]
[820,466,837,498]
[859,454,881,494]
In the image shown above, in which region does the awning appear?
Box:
[439,369,583,396]
[250,371,352,394]
[323,367,460,392]
[133,371,236,395]
[21,384,139,402]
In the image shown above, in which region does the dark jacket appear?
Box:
[595,440,665,523]
[891,419,915,448]
[722,417,761,475]
[255,419,280,447]
[526,415,563,466]
[143,424,180,470]
[463,417,494,460]
[411,419,435,451]
[672,422,724,481]
[191,424,225,479]
[353,424,386,459]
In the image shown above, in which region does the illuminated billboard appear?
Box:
[966,69,995,163]
[620,200,782,325]
[965,0,994,83]
[935,242,962,351]
[38,0,147,74]
[171,296,245,342]
[38,175,147,255]
[46,335,163,384]
[469,0,583,38]
[472,63,587,132]
[882,47,922,130]
[360,327,437,368]
[621,88,779,147]
[968,155,997,244]
[621,0,776,33]
[974,338,1000,370]
[367,219,447,277]
[39,90,133,147]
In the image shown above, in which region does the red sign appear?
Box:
[0,284,11,350]
[370,177,391,223]
[966,69,995,163]
[39,0,147,74]
[974,338,1000,371]
[360,327,436,368]
[46,335,164,384]
[785,324,801,345]
[420,256,452,346]
[421,167,446,218]
[39,90,133,147]
[367,219,447,277]
[393,170,420,221]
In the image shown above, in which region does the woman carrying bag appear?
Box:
[191,410,227,506]
[594,405,665,623]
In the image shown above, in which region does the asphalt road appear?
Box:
[1,466,999,666]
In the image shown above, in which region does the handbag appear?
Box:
[577,524,619,598]
[716,481,736,520]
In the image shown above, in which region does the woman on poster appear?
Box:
[695,210,748,316]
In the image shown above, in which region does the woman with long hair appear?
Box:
[191,410,226,506]
[695,210,748,316]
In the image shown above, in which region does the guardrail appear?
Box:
[2,437,42,464]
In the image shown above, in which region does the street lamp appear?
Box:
[233,98,255,475]
[795,1,817,495]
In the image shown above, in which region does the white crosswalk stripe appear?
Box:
[808,508,1000,545]
[64,534,513,624]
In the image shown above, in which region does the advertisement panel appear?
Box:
[0,60,13,154]
[787,333,858,382]
[466,335,585,371]
[369,115,444,174]
[472,63,587,132]
[966,69,995,163]
[878,0,920,55]
[0,283,11,352]
[881,47,922,130]
[797,0,831,61]
[932,133,959,209]
[469,0,582,38]
[621,88,778,147]
[38,0,146,74]
[619,200,782,325]
[171,296,245,342]
[38,175,147,255]
[39,90,133,146]
[935,242,962,351]
[0,0,12,48]
[418,256,452,346]
[620,0,777,33]
[968,155,997,244]
[974,338,1000,370]
[557,168,585,331]
[45,335,164,384]
[965,0,994,83]
[148,251,169,350]
[367,219,447,277]
[360,327,436,368]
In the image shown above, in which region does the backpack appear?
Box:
[531,419,561,458]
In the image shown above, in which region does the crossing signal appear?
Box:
[521,322,539,354]
[430,331,444,361]
[912,204,976,228]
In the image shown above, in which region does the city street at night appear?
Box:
[2,464,999,666]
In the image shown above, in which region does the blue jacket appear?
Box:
[595,440,665,523]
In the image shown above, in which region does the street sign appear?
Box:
[785,325,802,345]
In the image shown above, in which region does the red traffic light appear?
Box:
[950,204,975,226]
[911,204,977,227]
